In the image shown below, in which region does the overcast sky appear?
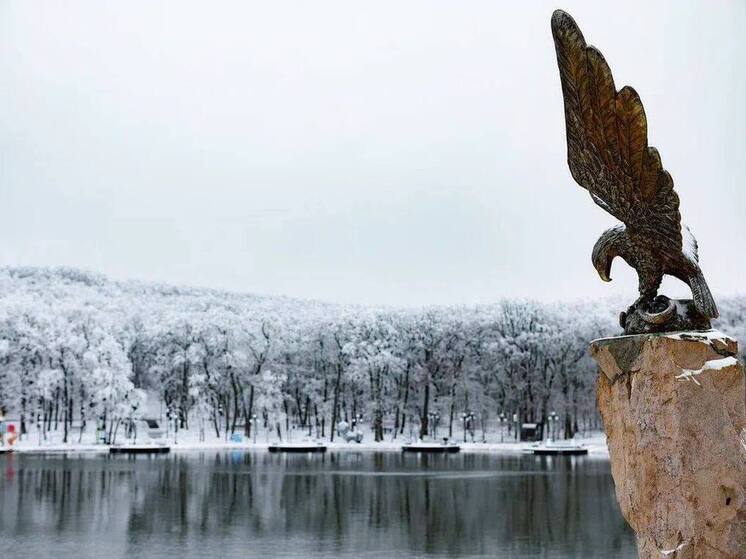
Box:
[1,1,744,306]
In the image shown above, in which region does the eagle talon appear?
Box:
[639,296,676,324]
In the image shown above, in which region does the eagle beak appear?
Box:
[598,269,612,282]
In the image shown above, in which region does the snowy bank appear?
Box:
[7,431,610,457]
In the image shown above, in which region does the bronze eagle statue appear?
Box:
[550,10,718,332]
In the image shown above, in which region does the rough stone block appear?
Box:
[591,331,746,558]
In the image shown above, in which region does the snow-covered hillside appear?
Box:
[0,266,742,445]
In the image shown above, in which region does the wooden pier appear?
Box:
[268,442,327,453]
[110,444,171,455]
[401,442,461,454]
[526,442,588,456]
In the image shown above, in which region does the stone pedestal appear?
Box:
[590,331,746,559]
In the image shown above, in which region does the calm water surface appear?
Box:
[0,451,635,558]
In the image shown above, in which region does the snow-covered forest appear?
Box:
[0,267,743,444]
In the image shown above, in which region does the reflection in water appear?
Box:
[0,451,635,558]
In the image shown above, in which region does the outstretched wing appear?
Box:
[551,10,682,252]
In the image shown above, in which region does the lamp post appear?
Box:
[79,404,85,444]
[168,406,179,445]
[499,412,506,443]
[131,402,139,443]
[248,414,258,444]
[217,404,228,441]
[513,413,519,441]
[549,411,558,441]
[461,412,476,442]
[37,408,42,446]
[351,413,363,436]
[165,406,172,441]
[428,412,440,439]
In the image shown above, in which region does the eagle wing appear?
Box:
[551,10,682,253]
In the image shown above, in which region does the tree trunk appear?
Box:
[213,408,220,439]
[420,382,430,439]
[230,373,241,434]
[330,364,342,442]
[448,383,456,438]
[399,365,410,435]
[245,385,255,438]
[54,388,60,430]
[62,368,70,443]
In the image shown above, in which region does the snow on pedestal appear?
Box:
[590,331,746,559]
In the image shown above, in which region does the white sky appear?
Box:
[1,1,744,305]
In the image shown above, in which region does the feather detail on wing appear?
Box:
[551,10,682,253]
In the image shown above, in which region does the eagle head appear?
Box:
[591,226,628,283]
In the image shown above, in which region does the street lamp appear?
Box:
[428,412,440,439]
[461,412,476,442]
[167,406,179,445]
[250,414,258,444]
[36,408,42,446]
[131,402,139,443]
[165,406,172,440]
[79,404,85,437]
[216,404,225,440]
[549,411,558,441]
[351,413,364,434]
[499,412,506,443]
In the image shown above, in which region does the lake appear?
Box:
[0,451,636,558]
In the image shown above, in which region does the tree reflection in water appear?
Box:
[0,452,636,558]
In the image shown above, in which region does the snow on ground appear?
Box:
[7,429,610,457]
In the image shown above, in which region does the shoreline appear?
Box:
[2,434,610,458]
